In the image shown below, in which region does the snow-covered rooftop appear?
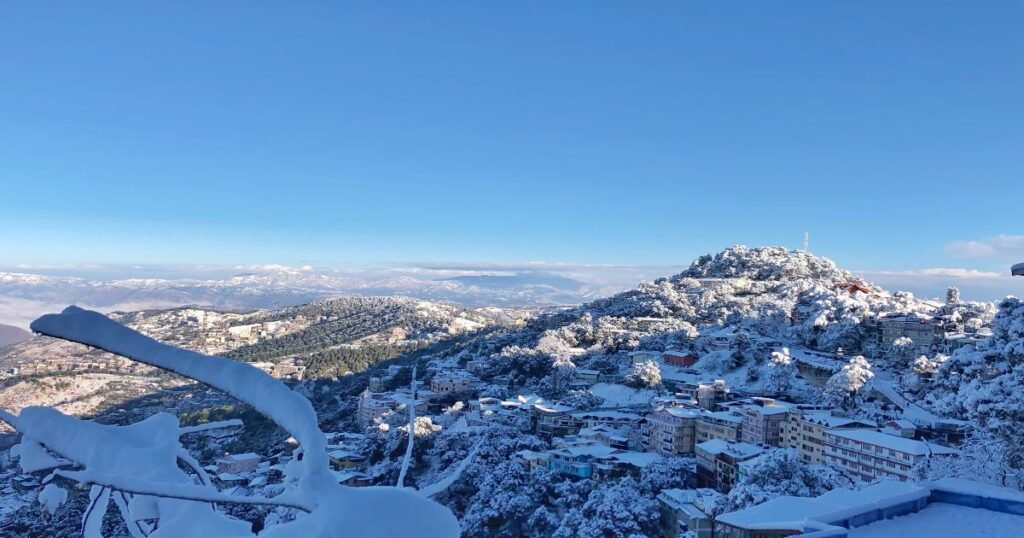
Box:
[848,503,1024,538]
[718,481,928,530]
[696,439,765,458]
[828,428,957,456]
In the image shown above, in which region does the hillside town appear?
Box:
[1,248,1023,538]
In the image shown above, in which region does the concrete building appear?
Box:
[739,398,792,447]
[532,402,578,440]
[714,479,1024,538]
[657,488,721,538]
[871,312,942,354]
[695,439,767,492]
[430,369,482,394]
[678,380,730,410]
[216,453,260,474]
[783,411,876,465]
[696,411,744,444]
[824,428,956,482]
[648,407,699,455]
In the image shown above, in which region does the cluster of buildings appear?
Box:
[249,357,307,380]
[5,355,144,377]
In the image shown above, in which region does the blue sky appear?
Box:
[1,2,1022,286]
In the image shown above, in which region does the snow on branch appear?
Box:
[178,419,243,435]
[31,306,329,481]
[54,469,314,512]
[13,307,462,537]
[397,366,417,488]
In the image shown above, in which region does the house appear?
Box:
[332,470,373,487]
[782,411,876,465]
[546,440,661,481]
[663,350,698,368]
[515,449,551,474]
[629,350,662,365]
[216,453,261,474]
[696,411,744,444]
[532,402,578,440]
[678,380,730,410]
[695,440,767,492]
[882,419,917,438]
[657,488,721,538]
[872,312,943,354]
[714,478,1024,538]
[739,398,793,447]
[824,428,957,481]
[430,369,482,394]
[328,449,367,470]
[571,410,643,449]
[648,407,699,455]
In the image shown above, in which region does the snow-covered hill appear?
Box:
[0,267,606,328]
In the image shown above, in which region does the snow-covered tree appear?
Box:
[763,347,797,394]
[725,449,850,512]
[1,307,463,538]
[624,359,662,389]
[553,477,660,538]
[821,355,874,408]
[947,287,961,305]
[889,336,917,369]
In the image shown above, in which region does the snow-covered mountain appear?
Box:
[0,267,608,328]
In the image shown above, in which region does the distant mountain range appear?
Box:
[0,324,31,348]
[0,267,626,328]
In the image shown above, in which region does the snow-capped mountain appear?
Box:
[0,266,612,328]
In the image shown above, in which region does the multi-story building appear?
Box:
[532,402,578,440]
[678,380,730,410]
[782,411,876,465]
[657,488,721,538]
[430,369,482,394]
[695,439,767,492]
[739,398,792,447]
[824,428,956,481]
[543,440,661,481]
[870,312,942,354]
[648,407,699,455]
[696,411,744,443]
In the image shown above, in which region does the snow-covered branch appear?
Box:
[30,307,329,483]
[178,419,244,435]
[397,366,417,488]
[54,469,315,512]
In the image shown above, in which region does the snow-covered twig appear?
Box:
[396,366,417,488]
[31,307,329,482]
[177,449,213,486]
[178,419,244,435]
[418,436,485,498]
[54,469,315,512]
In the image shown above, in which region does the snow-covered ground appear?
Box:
[848,503,1024,538]
[589,383,658,407]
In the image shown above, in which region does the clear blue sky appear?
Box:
[1,1,1021,273]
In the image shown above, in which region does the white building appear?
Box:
[824,428,956,481]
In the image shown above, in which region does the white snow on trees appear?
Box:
[2,306,461,538]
